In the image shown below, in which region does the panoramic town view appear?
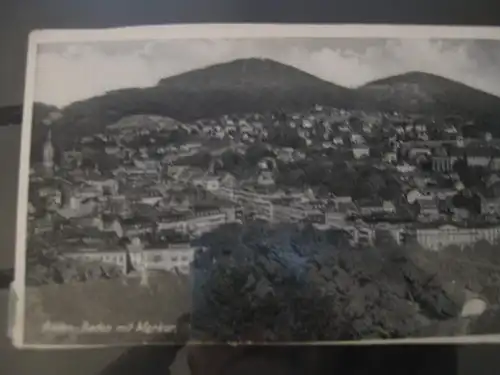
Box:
[19,37,500,345]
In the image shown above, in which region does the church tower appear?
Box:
[43,129,55,173]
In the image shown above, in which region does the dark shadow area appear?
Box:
[187,222,491,343]
[0,105,22,126]
[0,268,13,289]
[100,342,458,375]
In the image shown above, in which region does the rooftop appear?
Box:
[418,199,439,210]
[448,145,500,158]
[143,240,193,251]
[157,212,187,223]
[59,233,124,253]
[121,216,154,227]
[240,182,281,195]
[357,198,384,207]
[414,221,500,230]
[270,197,297,206]
[192,203,225,213]
[157,206,227,223]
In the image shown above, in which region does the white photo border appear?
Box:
[13,23,500,348]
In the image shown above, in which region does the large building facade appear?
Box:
[415,224,500,251]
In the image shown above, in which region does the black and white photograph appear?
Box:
[12,24,500,348]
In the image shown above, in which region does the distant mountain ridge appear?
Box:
[42,58,356,128]
[358,71,500,120]
[30,58,500,156]
[157,58,353,98]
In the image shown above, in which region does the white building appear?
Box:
[408,147,431,160]
[350,133,365,144]
[192,176,220,191]
[213,186,304,222]
[415,224,500,251]
[57,198,97,219]
[344,224,376,246]
[432,156,458,173]
[272,199,324,224]
[157,206,237,236]
[325,211,348,227]
[396,163,417,173]
[383,152,398,164]
[246,198,274,221]
[417,198,441,221]
[64,247,128,274]
[87,178,119,196]
[382,201,396,214]
[43,130,55,174]
[130,243,196,275]
[325,196,357,228]
[482,197,500,216]
[352,146,370,159]
[332,136,344,146]
[257,171,275,186]
[415,124,427,133]
[362,124,372,134]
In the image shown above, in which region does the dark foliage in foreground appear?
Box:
[190,223,463,342]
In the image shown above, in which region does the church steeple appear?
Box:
[43,129,54,173]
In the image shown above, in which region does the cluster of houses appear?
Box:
[185,106,382,148]
[27,106,500,279]
[63,236,198,276]
[29,174,241,276]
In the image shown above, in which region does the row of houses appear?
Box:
[214,186,398,227]
[385,222,500,251]
[320,219,500,251]
[55,204,500,272]
[410,144,500,173]
[64,238,197,275]
[65,204,240,239]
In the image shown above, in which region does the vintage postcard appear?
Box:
[12,24,500,348]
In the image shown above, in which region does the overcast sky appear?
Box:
[2,0,500,108]
[33,37,500,108]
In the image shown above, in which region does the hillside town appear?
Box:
[27,104,500,281]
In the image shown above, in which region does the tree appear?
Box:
[219,150,249,178]
[267,126,306,149]
[245,143,275,166]
[453,159,486,189]
[191,223,463,342]
[176,151,213,169]
[276,165,305,188]
[96,153,120,173]
[168,129,190,145]
[81,157,97,170]
[302,162,328,187]
[452,192,481,214]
